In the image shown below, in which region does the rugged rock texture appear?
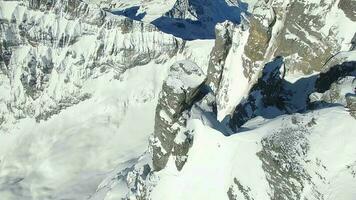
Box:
[244,17,271,62]
[203,17,270,120]
[151,0,244,39]
[314,61,356,93]
[255,116,324,200]
[229,58,356,130]
[226,112,346,200]
[0,0,182,129]
[249,0,355,73]
[350,33,356,51]
[229,57,287,130]
[105,0,356,124]
[338,0,356,21]
[309,61,356,117]
[206,21,235,93]
[1,0,356,199]
[346,94,356,118]
[218,0,356,129]
[310,76,356,105]
[151,60,205,171]
[164,0,199,20]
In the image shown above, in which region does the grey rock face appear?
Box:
[256,124,315,200]
[0,0,182,126]
[229,57,287,130]
[350,33,356,51]
[308,60,356,119]
[19,55,54,99]
[228,115,327,200]
[310,71,356,118]
[205,0,355,123]
[314,61,356,93]
[249,0,346,74]
[346,94,356,118]
[310,76,356,105]
[150,0,244,40]
[165,0,197,20]
[202,16,273,121]
[206,21,235,94]
[244,16,270,62]
[338,0,356,21]
[227,178,254,200]
[152,60,205,171]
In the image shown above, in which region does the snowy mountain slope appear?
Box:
[0,61,168,199]
[93,52,355,199]
[0,0,184,130]
[0,0,213,198]
[93,104,356,200]
[102,0,246,39]
[150,106,356,200]
[0,0,355,199]
[212,0,356,121]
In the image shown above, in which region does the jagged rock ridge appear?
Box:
[0,0,355,199]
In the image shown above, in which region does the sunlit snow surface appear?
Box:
[0,63,168,199]
[0,36,214,199]
[151,107,356,200]
[0,0,356,199]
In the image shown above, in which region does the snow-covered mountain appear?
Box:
[0,0,355,199]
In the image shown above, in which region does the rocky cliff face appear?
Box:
[229,56,287,130]
[249,0,355,73]
[202,0,356,123]
[151,60,205,171]
[152,0,244,39]
[0,0,182,129]
[0,0,355,199]
[310,61,356,117]
[97,0,355,197]
[206,21,235,94]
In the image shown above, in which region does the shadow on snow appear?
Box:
[110,0,248,40]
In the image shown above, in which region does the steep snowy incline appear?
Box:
[0,0,183,130]
[0,62,172,199]
[104,0,246,40]
[0,0,215,199]
[0,0,355,199]
[151,106,356,200]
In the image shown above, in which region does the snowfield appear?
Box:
[0,0,355,199]
[0,63,168,199]
[151,107,356,200]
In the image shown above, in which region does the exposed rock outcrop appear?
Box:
[314,61,356,93]
[206,21,235,94]
[151,0,243,39]
[204,17,271,120]
[350,33,356,51]
[346,94,356,118]
[250,0,354,74]
[310,76,356,105]
[256,121,317,200]
[151,60,205,171]
[229,57,287,130]
[338,0,356,21]
[0,0,182,127]
[309,61,356,117]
